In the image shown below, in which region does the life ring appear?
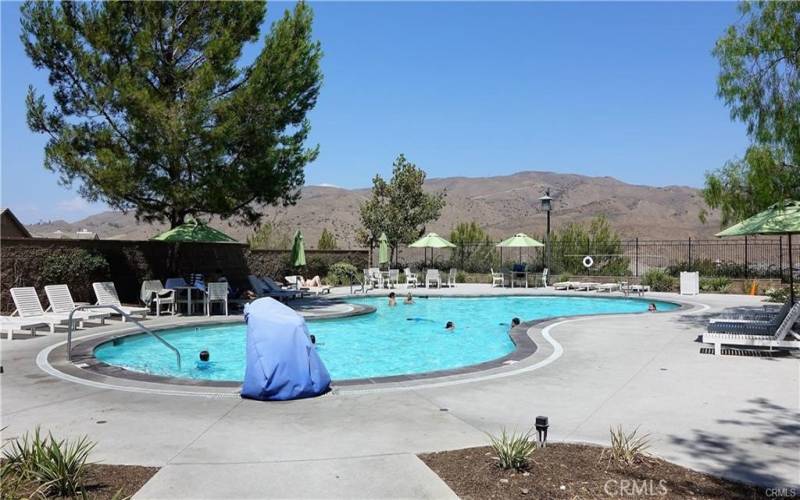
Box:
[582,256,594,268]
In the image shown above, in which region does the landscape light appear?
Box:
[535,415,549,447]
[538,190,553,212]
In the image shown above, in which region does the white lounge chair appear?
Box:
[140,280,176,316]
[9,287,72,333]
[621,283,648,296]
[45,285,109,324]
[553,281,578,290]
[0,316,48,340]
[575,282,599,291]
[446,268,457,287]
[388,269,400,288]
[92,282,148,321]
[709,298,791,325]
[284,276,330,295]
[426,269,441,288]
[703,302,800,356]
[404,268,418,288]
[490,268,504,287]
[597,283,620,293]
[540,268,549,287]
[205,282,229,316]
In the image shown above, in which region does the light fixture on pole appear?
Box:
[539,190,553,282]
[535,415,549,447]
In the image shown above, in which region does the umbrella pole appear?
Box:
[790,233,795,304]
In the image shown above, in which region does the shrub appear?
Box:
[455,270,467,283]
[765,285,799,303]
[2,427,96,497]
[641,269,676,292]
[325,261,359,286]
[605,425,650,466]
[487,428,537,471]
[699,276,732,292]
[556,274,572,284]
[39,248,109,300]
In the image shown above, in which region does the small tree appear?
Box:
[22,1,322,228]
[317,228,337,250]
[449,221,496,272]
[359,154,446,258]
[248,223,273,249]
[549,216,628,275]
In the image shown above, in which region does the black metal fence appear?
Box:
[383,237,799,281]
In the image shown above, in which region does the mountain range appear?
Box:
[24,171,721,247]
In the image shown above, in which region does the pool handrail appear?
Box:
[66,304,181,370]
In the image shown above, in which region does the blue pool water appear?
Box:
[94,296,678,381]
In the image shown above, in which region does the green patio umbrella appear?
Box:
[151,217,237,243]
[496,233,544,263]
[409,232,456,267]
[291,230,306,267]
[716,200,800,303]
[378,232,390,267]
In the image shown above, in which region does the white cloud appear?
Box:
[311,183,341,188]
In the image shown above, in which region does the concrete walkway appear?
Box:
[2,287,798,498]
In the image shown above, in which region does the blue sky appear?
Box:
[1,1,747,224]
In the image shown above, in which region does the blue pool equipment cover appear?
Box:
[240,298,331,401]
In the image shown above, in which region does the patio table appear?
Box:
[507,271,528,289]
[172,286,206,315]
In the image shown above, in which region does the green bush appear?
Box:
[1,427,96,497]
[641,269,676,292]
[487,428,537,471]
[699,276,732,292]
[39,248,109,299]
[556,274,572,284]
[325,261,359,286]
[456,270,467,283]
[765,285,799,303]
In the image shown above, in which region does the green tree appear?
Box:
[449,221,496,272]
[549,216,628,275]
[703,1,800,224]
[359,154,446,256]
[317,228,337,250]
[248,223,273,249]
[22,1,322,228]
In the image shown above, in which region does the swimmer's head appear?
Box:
[389,292,396,299]
[199,350,210,362]
[445,321,455,330]
[310,334,316,344]
[511,317,521,327]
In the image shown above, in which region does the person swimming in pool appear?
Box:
[196,350,213,371]
[445,321,455,331]
[648,303,657,312]
[388,292,397,307]
[404,292,414,305]
[511,317,521,328]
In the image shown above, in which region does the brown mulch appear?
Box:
[419,443,768,500]
[1,463,158,499]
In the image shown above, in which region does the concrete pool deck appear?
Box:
[1,285,798,498]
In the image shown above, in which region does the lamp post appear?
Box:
[539,190,553,282]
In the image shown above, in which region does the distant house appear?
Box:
[1,208,32,238]
[76,228,99,240]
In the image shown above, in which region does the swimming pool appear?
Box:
[94,296,678,382]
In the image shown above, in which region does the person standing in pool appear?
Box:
[648,303,657,312]
[196,350,214,371]
[388,292,397,307]
[404,292,414,305]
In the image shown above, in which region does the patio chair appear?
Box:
[553,281,578,290]
[139,280,176,316]
[426,269,441,288]
[92,282,148,321]
[541,268,549,287]
[621,283,648,296]
[575,282,599,291]
[45,284,109,324]
[205,282,229,316]
[1,316,48,340]
[596,282,620,293]
[247,275,302,302]
[490,268,504,287]
[369,268,384,289]
[404,268,418,288]
[446,268,457,287]
[709,297,792,325]
[388,269,400,288]
[9,287,72,333]
[702,302,800,355]
[707,298,795,334]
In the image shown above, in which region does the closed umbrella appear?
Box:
[291,230,306,267]
[496,233,544,263]
[378,232,390,267]
[716,200,800,303]
[409,232,456,267]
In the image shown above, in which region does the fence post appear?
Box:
[635,238,639,276]
[779,236,783,281]
[744,236,748,278]
[688,237,692,271]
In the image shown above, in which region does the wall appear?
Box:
[0,237,367,312]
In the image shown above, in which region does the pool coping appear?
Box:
[45,294,691,392]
